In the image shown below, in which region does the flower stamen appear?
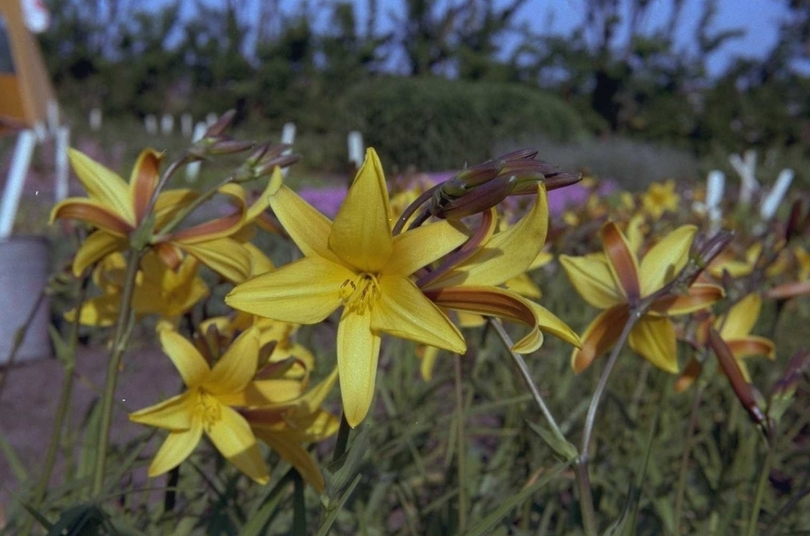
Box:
[340,273,381,314]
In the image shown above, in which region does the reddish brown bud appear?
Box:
[708,328,768,427]
[205,110,237,137]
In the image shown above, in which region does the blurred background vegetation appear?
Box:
[27,0,810,183]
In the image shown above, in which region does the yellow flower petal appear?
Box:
[639,225,696,297]
[129,391,196,430]
[504,273,541,299]
[650,283,724,316]
[71,231,128,276]
[247,167,284,222]
[329,148,393,272]
[66,294,119,327]
[51,199,132,236]
[337,309,381,428]
[718,294,760,339]
[226,256,351,324]
[526,301,582,348]
[559,254,622,309]
[206,403,269,484]
[147,421,203,477]
[180,238,252,283]
[727,336,776,363]
[253,429,325,492]
[385,220,469,276]
[268,184,341,264]
[601,222,641,302]
[419,346,440,381]
[372,276,466,354]
[159,330,210,388]
[628,316,679,373]
[68,148,136,225]
[445,184,548,287]
[571,305,630,373]
[129,149,162,223]
[205,328,260,395]
[219,378,305,407]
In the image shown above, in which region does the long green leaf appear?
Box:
[315,473,362,536]
[463,462,570,536]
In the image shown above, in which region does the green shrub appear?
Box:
[341,77,587,170]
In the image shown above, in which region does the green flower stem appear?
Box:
[454,353,468,533]
[152,176,235,240]
[292,470,307,536]
[745,437,775,536]
[92,249,142,495]
[673,382,705,536]
[488,319,568,447]
[142,155,192,217]
[332,413,352,463]
[577,310,640,536]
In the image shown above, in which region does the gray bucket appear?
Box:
[0,237,51,364]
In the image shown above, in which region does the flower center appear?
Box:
[194,391,222,432]
[339,273,381,314]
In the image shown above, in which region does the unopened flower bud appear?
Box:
[434,175,516,220]
[769,349,810,423]
[205,110,237,137]
[209,139,257,156]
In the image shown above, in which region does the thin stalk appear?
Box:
[488,319,567,446]
[745,439,775,536]
[152,175,235,239]
[673,382,704,536]
[142,155,192,217]
[577,311,640,536]
[392,184,441,236]
[92,250,142,495]
[332,413,352,463]
[453,354,467,534]
[292,470,307,536]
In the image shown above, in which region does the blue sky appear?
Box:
[177,0,789,76]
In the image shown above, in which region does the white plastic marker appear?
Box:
[181,113,193,137]
[160,114,174,135]
[54,126,71,203]
[348,131,364,170]
[280,122,296,178]
[760,169,794,220]
[205,113,218,128]
[89,108,102,131]
[0,131,37,239]
[144,114,158,135]
[729,149,759,205]
[705,170,725,230]
[185,122,208,183]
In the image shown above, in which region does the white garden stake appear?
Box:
[185,122,208,183]
[144,114,158,135]
[729,150,759,205]
[205,113,218,128]
[0,130,37,239]
[705,170,725,231]
[54,126,71,203]
[759,169,794,220]
[89,107,102,131]
[281,122,296,178]
[160,114,174,135]
[348,131,364,170]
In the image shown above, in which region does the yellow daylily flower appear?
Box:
[226,149,468,427]
[421,186,580,355]
[129,327,270,483]
[560,222,723,374]
[640,179,679,219]
[66,251,208,328]
[243,369,340,492]
[51,148,255,282]
[676,294,776,391]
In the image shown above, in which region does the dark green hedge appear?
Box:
[340,77,587,170]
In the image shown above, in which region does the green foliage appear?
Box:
[342,77,587,170]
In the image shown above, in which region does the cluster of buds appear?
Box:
[186,110,258,160]
[428,149,581,220]
[233,142,300,183]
